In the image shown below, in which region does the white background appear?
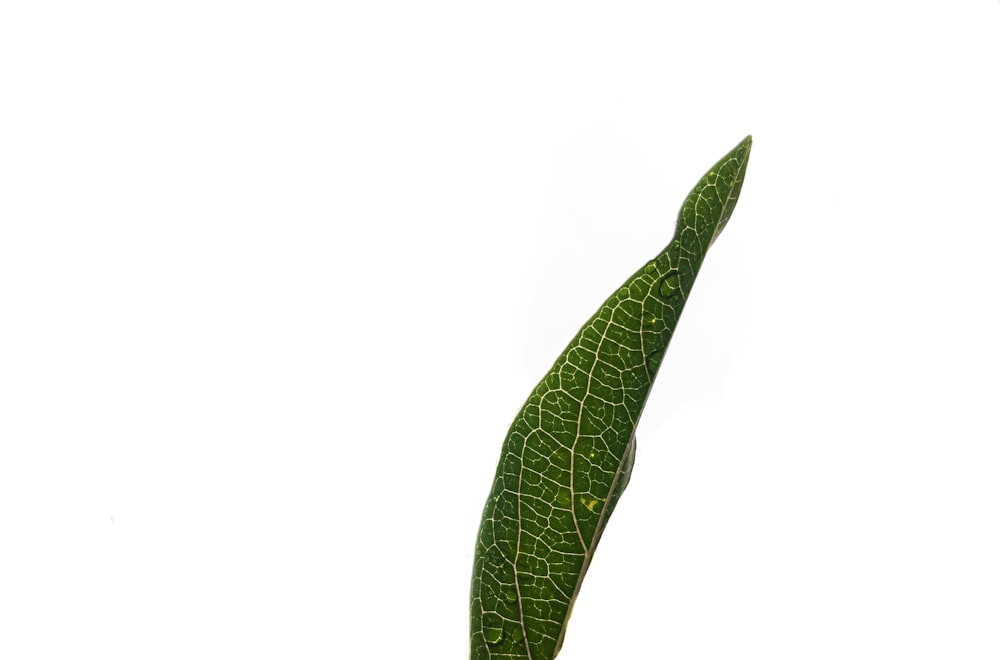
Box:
[2,2,999,658]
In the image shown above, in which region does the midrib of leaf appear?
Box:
[471,136,752,660]
[551,431,635,658]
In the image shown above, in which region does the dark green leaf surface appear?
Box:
[470,136,752,659]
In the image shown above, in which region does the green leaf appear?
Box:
[470,135,752,659]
